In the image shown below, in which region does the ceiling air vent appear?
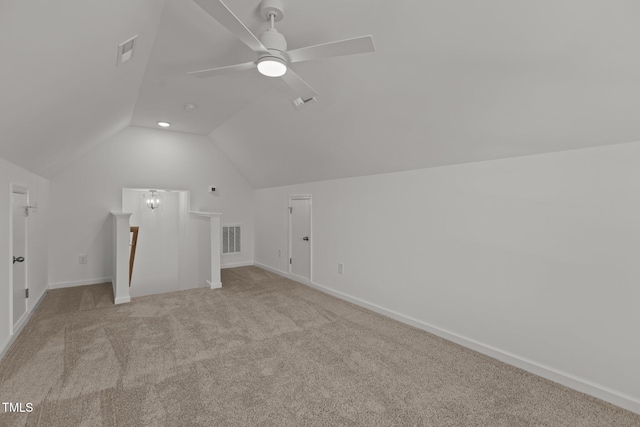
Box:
[117,35,138,66]
[292,96,317,110]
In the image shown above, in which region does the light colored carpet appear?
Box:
[0,266,638,426]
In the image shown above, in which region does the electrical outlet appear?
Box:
[278,248,282,258]
[338,263,344,274]
[79,254,87,264]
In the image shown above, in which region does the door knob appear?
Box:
[302,236,309,241]
[13,256,25,264]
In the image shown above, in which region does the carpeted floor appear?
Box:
[0,266,638,426]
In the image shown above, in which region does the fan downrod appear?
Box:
[260,0,284,22]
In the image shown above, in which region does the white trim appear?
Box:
[221,261,254,269]
[11,184,28,194]
[0,337,10,362]
[189,211,222,218]
[206,280,222,289]
[49,277,112,290]
[28,286,47,314]
[111,211,132,305]
[0,286,47,362]
[9,183,30,336]
[189,212,223,289]
[253,261,640,415]
[289,271,313,286]
[288,195,312,281]
[13,311,28,334]
[114,295,131,305]
[254,262,288,277]
[8,183,14,336]
[109,211,133,218]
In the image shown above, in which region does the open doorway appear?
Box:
[122,188,190,297]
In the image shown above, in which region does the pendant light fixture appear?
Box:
[146,190,160,211]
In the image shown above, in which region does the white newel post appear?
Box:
[190,211,222,289]
[111,212,132,304]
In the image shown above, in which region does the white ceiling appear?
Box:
[0,0,166,177]
[206,0,640,187]
[3,0,640,186]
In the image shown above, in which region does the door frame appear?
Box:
[9,184,29,335]
[288,195,312,283]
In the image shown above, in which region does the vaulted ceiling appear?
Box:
[0,0,166,177]
[2,0,640,186]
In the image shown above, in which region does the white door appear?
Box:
[12,191,28,329]
[290,197,311,280]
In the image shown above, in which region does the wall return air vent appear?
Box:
[222,225,241,255]
[117,35,138,66]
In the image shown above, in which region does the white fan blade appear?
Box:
[281,69,318,101]
[193,0,268,54]
[188,61,256,78]
[286,36,375,64]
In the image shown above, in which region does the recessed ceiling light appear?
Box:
[157,122,171,127]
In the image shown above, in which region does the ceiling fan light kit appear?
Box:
[190,0,375,105]
[256,26,287,77]
[257,56,287,77]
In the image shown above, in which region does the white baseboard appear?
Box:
[0,337,9,362]
[0,286,47,362]
[221,261,254,269]
[207,280,222,289]
[254,262,289,277]
[12,312,29,335]
[49,277,112,290]
[114,296,131,305]
[253,262,640,415]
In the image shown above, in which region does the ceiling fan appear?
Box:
[189,0,375,107]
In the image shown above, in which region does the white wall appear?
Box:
[49,126,254,288]
[0,157,49,355]
[254,141,640,412]
[124,189,181,297]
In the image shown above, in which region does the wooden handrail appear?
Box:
[129,226,139,286]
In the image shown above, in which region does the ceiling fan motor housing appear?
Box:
[257,28,287,76]
[259,28,287,54]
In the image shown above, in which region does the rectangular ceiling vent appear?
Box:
[292,96,317,110]
[222,224,241,255]
[117,35,138,66]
